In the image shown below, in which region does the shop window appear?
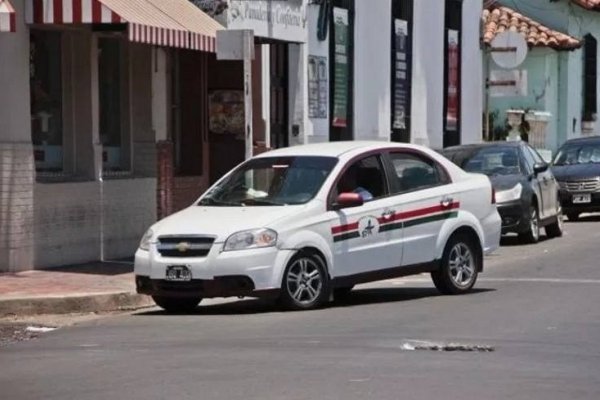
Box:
[583,34,597,122]
[98,37,130,172]
[391,0,413,143]
[329,0,354,141]
[30,31,64,172]
[443,0,462,148]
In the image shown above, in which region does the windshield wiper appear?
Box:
[241,198,286,206]
[197,197,240,207]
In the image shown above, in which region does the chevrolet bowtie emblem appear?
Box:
[176,242,190,252]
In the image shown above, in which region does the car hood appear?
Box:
[151,205,307,242]
[489,174,524,191]
[551,163,600,181]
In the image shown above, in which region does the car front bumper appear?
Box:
[559,190,600,214]
[496,199,529,234]
[134,244,294,299]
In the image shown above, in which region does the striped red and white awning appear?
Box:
[25,0,222,52]
[0,0,16,33]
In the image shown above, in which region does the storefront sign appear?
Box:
[225,0,307,43]
[308,55,328,119]
[332,7,349,128]
[393,19,409,130]
[446,29,459,132]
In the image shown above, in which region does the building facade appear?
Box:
[1,0,484,272]
[0,0,221,272]
[484,0,600,153]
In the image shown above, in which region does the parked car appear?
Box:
[135,141,501,312]
[441,141,563,243]
[552,136,600,221]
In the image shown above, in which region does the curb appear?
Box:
[0,292,155,317]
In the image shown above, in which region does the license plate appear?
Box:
[165,265,192,281]
[572,194,592,204]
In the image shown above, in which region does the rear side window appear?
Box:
[388,153,446,193]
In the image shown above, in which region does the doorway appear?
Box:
[270,43,289,149]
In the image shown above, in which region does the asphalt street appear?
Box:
[2,216,600,400]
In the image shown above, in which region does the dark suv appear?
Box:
[442,141,563,243]
[552,136,600,221]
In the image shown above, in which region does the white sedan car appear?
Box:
[135,141,501,312]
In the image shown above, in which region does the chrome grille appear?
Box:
[157,236,215,258]
[559,179,600,192]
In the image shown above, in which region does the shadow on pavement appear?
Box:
[565,214,600,223]
[136,287,495,316]
[43,260,134,276]
[500,234,549,247]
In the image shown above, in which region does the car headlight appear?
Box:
[139,228,154,251]
[495,183,523,203]
[223,228,277,252]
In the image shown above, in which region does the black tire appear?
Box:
[431,233,480,295]
[567,212,580,221]
[333,285,355,299]
[152,296,202,313]
[279,252,330,310]
[545,206,564,238]
[519,204,540,244]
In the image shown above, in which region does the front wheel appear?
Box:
[431,234,480,295]
[152,296,202,313]
[279,252,330,310]
[519,205,540,244]
[545,206,564,238]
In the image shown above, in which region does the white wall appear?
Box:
[461,0,484,144]
[353,0,391,141]
[411,1,445,148]
[0,0,35,272]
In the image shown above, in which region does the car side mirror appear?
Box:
[533,163,549,175]
[333,192,364,210]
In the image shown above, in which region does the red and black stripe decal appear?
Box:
[332,202,460,243]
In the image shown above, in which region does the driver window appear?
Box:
[334,155,388,202]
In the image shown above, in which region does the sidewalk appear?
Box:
[0,262,153,317]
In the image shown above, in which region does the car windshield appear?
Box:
[198,156,338,207]
[455,147,522,176]
[553,143,600,166]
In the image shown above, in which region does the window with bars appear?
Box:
[391,0,413,143]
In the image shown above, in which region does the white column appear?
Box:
[461,0,484,144]
[411,1,445,148]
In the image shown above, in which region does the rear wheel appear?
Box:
[152,296,202,313]
[545,206,564,238]
[567,212,580,221]
[431,234,480,295]
[279,252,330,310]
[519,205,540,244]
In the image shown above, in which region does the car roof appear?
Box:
[255,141,426,158]
[561,135,600,145]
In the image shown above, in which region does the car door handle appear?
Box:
[440,197,454,209]
[381,209,395,220]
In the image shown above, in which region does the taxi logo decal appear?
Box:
[332,202,460,242]
[358,216,380,238]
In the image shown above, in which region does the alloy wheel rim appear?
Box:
[286,258,323,305]
[449,243,475,287]
[531,208,539,240]
[557,208,564,232]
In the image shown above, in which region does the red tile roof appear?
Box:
[572,0,600,11]
[482,4,581,50]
